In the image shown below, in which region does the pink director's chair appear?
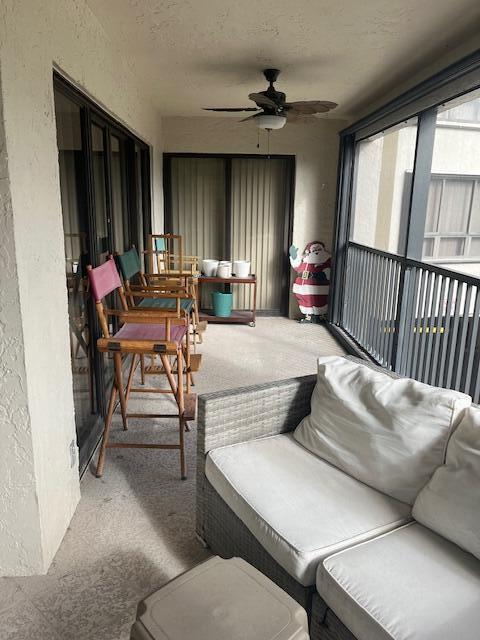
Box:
[87,257,196,479]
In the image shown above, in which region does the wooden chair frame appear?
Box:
[116,246,201,381]
[144,234,205,345]
[87,259,195,480]
[121,244,205,350]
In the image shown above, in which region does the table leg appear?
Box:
[251,279,257,327]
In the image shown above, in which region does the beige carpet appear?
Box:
[0,319,344,640]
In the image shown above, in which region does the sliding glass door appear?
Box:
[110,133,131,253]
[91,124,110,264]
[53,74,151,473]
[55,92,97,459]
[165,154,294,315]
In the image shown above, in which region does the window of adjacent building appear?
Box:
[350,118,418,255]
[423,175,480,260]
[423,91,480,273]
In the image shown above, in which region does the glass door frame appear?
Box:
[54,72,152,474]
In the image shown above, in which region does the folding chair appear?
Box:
[116,247,202,385]
[87,257,195,479]
[144,234,206,344]
[145,233,190,277]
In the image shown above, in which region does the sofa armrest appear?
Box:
[196,374,316,539]
[198,374,317,452]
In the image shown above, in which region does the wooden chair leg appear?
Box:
[125,353,139,406]
[96,384,118,477]
[177,347,186,479]
[114,352,128,431]
[183,337,191,430]
[179,415,186,480]
[184,334,191,394]
[193,284,200,326]
[177,348,185,414]
[190,309,198,354]
[160,354,178,401]
[140,354,145,385]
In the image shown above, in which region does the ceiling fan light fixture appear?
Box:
[255,114,287,130]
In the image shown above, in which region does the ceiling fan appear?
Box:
[203,68,337,130]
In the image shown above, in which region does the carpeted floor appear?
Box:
[0,318,344,640]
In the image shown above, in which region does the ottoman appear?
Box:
[131,556,309,639]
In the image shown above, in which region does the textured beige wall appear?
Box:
[0,0,162,575]
[0,70,45,575]
[162,115,346,315]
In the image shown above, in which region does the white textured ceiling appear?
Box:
[87,0,480,119]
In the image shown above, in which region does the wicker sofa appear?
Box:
[196,356,480,639]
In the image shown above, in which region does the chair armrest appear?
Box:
[128,280,188,293]
[145,273,195,285]
[129,291,191,299]
[129,283,189,293]
[105,308,179,321]
[97,337,178,354]
[196,374,316,540]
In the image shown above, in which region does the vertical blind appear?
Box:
[231,158,288,311]
[169,155,290,313]
[170,157,226,261]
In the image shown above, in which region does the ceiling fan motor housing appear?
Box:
[263,68,281,84]
[261,69,284,113]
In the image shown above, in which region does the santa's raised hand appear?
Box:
[289,244,302,268]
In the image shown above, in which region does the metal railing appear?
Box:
[341,242,480,402]
[343,244,402,368]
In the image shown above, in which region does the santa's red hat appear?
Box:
[303,241,325,254]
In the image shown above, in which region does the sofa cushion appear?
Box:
[413,405,480,560]
[317,522,480,640]
[294,356,471,504]
[205,433,411,587]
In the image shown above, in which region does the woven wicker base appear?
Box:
[195,371,365,639]
[202,479,315,613]
[196,374,317,549]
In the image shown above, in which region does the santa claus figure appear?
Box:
[289,241,331,322]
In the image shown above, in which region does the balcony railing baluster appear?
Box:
[429,274,447,387]
[464,288,480,399]
[340,241,480,400]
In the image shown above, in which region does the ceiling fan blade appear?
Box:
[203,107,260,112]
[248,93,278,109]
[286,113,318,124]
[239,113,262,122]
[285,100,338,114]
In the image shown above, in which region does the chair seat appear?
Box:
[114,322,187,344]
[205,434,411,587]
[138,297,194,313]
[316,522,480,640]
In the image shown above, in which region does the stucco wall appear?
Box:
[0,70,45,575]
[0,0,163,575]
[162,115,346,316]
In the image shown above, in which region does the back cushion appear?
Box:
[294,356,471,504]
[117,247,141,281]
[88,257,122,302]
[413,406,480,559]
